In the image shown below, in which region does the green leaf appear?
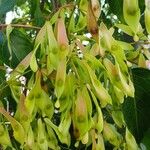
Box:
[0,29,32,68]
[68,11,75,33]
[75,12,87,32]
[0,66,5,85]
[115,24,133,36]
[0,51,8,99]
[108,0,124,22]
[123,68,150,142]
[0,32,10,66]
[16,0,26,6]
[10,29,33,67]
[116,40,134,50]
[60,0,66,5]
[0,0,15,14]
[33,0,45,26]
[138,0,145,14]
[141,128,150,150]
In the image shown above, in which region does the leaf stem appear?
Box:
[0,24,41,30]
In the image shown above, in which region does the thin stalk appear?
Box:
[0,24,41,30]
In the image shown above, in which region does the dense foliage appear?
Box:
[0,0,150,149]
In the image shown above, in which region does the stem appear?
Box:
[40,0,45,10]
[0,66,6,71]
[51,0,57,12]
[0,24,41,30]
[51,0,61,12]
[61,3,75,9]
[47,3,75,20]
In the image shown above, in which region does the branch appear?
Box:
[0,24,41,30]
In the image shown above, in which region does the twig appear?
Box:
[51,0,57,12]
[47,3,75,20]
[40,0,45,10]
[51,0,61,12]
[0,66,6,71]
[0,24,41,30]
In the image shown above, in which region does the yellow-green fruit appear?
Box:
[133,34,139,42]
[0,107,25,145]
[138,53,146,68]
[44,118,69,145]
[79,0,88,12]
[90,90,103,132]
[75,12,87,32]
[55,59,66,99]
[103,58,121,87]
[46,125,59,150]
[30,54,38,72]
[0,123,11,146]
[113,86,124,104]
[26,126,35,149]
[73,89,89,139]
[123,0,140,33]
[83,61,112,107]
[35,89,54,119]
[145,8,150,34]
[91,0,101,20]
[81,132,89,144]
[75,90,88,123]
[103,122,122,147]
[24,89,36,116]
[125,128,139,150]
[37,119,48,150]
[112,111,125,128]
[96,133,105,150]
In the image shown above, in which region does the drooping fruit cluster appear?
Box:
[0,0,150,149]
